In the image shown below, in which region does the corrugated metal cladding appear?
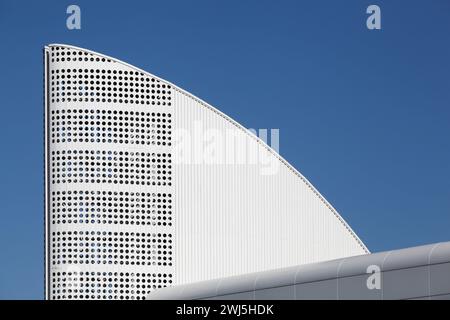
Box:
[44,44,368,300]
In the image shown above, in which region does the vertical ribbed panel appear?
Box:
[172,89,367,284]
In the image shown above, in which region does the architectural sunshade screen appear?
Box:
[44,44,369,300]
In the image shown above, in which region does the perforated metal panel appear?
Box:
[45,45,174,300]
[50,190,172,226]
[52,271,172,300]
[44,44,368,300]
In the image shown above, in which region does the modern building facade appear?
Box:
[44,44,368,300]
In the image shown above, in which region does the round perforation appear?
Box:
[50,150,172,186]
[50,46,114,63]
[49,67,172,106]
[50,109,171,146]
[51,190,172,226]
[51,230,173,266]
[51,271,172,300]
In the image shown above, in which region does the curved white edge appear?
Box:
[147,241,450,300]
[43,46,50,300]
[45,43,369,254]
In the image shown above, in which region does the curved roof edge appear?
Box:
[147,241,450,300]
[45,43,369,253]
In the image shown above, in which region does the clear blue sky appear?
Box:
[0,0,449,299]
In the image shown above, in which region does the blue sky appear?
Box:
[0,0,449,299]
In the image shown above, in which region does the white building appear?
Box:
[44,44,368,300]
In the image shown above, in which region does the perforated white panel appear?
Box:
[44,44,368,300]
[45,45,174,300]
[52,271,172,300]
